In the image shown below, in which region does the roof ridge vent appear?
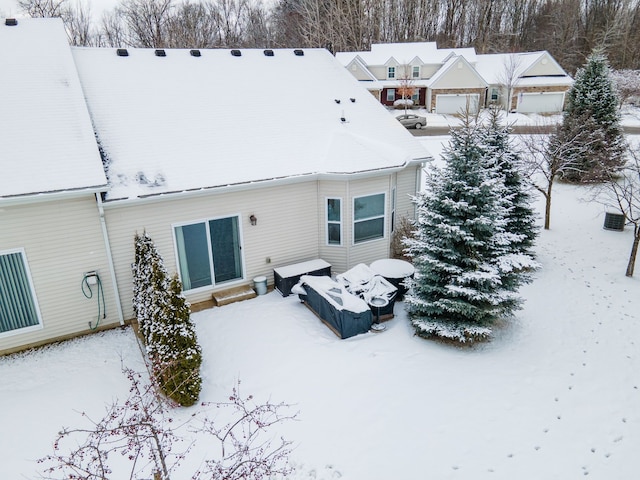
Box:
[294,49,304,56]
[190,49,201,57]
[155,49,166,57]
[231,49,242,57]
[116,48,129,57]
[5,18,18,26]
[263,49,274,57]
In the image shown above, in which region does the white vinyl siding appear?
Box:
[0,196,119,355]
[103,182,319,317]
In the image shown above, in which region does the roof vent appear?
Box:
[263,49,274,57]
[116,48,129,57]
[190,49,201,57]
[294,49,304,56]
[350,98,356,103]
[334,99,341,104]
[231,49,241,57]
[340,117,346,123]
[155,49,166,57]
[5,18,18,26]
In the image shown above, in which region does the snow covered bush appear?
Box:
[555,51,626,183]
[132,232,202,406]
[403,114,537,343]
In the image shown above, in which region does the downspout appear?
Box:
[96,193,125,326]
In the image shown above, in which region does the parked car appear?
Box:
[396,114,426,129]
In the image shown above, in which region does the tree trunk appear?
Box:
[544,181,553,230]
[626,228,640,277]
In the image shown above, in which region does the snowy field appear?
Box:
[2,139,640,479]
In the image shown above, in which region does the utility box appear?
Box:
[604,211,625,231]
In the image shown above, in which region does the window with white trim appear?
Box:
[391,187,396,232]
[412,65,420,78]
[174,216,243,291]
[353,193,385,244]
[386,88,396,102]
[388,66,395,79]
[0,249,42,336]
[326,198,342,245]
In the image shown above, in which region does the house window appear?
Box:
[388,66,395,79]
[391,187,396,232]
[327,198,342,245]
[412,65,420,78]
[411,89,420,103]
[0,249,42,336]
[353,193,385,244]
[491,88,499,101]
[174,216,243,291]
[386,89,396,102]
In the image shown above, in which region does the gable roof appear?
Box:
[72,47,430,202]
[0,18,107,201]
[475,51,573,86]
[336,42,476,67]
[427,54,487,88]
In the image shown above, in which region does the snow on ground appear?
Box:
[1,155,640,479]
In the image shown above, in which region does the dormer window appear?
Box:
[412,65,420,78]
[388,66,395,79]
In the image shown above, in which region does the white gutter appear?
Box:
[96,193,125,326]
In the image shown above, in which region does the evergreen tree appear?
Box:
[404,119,522,343]
[132,232,202,406]
[481,108,539,263]
[556,50,626,183]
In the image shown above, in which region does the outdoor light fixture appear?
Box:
[250,214,257,226]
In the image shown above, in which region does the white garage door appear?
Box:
[516,92,565,113]
[435,94,480,114]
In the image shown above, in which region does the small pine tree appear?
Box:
[404,118,522,343]
[557,50,626,182]
[132,233,202,406]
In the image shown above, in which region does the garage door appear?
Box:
[516,92,565,113]
[435,94,480,114]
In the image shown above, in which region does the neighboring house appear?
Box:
[0,18,431,354]
[336,42,573,114]
[0,18,123,355]
[475,51,574,113]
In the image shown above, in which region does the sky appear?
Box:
[1,133,639,479]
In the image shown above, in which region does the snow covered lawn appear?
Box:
[1,181,639,479]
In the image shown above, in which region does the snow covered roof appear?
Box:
[72,47,430,202]
[0,18,107,201]
[336,42,476,67]
[474,51,572,86]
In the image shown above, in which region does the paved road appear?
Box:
[411,125,640,136]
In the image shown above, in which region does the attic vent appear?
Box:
[230,49,241,57]
[340,117,346,123]
[155,49,166,57]
[190,49,201,57]
[294,49,304,56]
[116,48,129,57]
[263,49,274,57]
[350,98,356,103]
[334,99,341,104]
[5,18,17,26]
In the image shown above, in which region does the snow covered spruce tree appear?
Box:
[404,116,535,343]
[555,50,626,183]
[481,107,539,260]
[132,232,202,406]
